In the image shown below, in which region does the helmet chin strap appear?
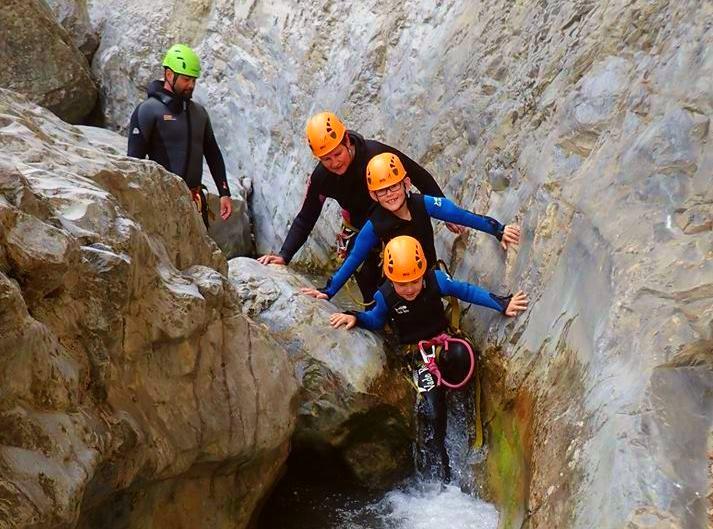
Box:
[167,70,193,106]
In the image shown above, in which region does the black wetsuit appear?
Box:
[363,269,510,482]
[127,80,231,226]
[279,131,444,302]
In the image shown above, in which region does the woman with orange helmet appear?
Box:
[303,151,521,301]
[257,112,457,303]
[330,236,528,482]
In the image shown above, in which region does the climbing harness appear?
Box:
[335,223,356,261]
[190,185,214,226]
[190,186,204,213]
[417,333,475,390]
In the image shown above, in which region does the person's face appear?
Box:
[369,177,411,211]
[319,137,352,175]
[392,276,424,301]
[167,69,197,98]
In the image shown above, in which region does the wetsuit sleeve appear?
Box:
[127,104,152,158]
[434,270,509,313]
[322,221,380,298]
[389,146,444,197]
[354,290,389,330]
[203,117,231,197]
[278,172,326,263]
[424,195,505,240]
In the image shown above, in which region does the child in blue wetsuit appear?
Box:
[330,236,528,483]
[302,152,521,301]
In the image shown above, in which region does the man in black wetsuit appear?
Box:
[127,43,232,226]
[257,111,461,303]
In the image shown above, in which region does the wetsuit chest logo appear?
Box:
[163,114,176,121]
[394,305,410,314]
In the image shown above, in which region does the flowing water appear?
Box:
[259,470,498,529]
[259,389,498,529]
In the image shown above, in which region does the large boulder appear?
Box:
[0,88,298,529]
[228,257,413,487]
[0,0,97,124]
[73,122,254,258]
[44,0,99,62]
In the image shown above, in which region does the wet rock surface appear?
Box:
[228,257,413,488]
[0,89,297,529]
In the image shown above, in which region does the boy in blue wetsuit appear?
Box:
[330,236,528,483]
[302,152,520,301]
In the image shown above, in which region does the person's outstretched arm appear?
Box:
[329,290,389,330]
[423,195,521,249]
[434,270,528,316]
[303,221,380,299]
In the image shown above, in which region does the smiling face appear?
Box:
[369,176,412,212]
[319,136,353,175]
[392,276,425,301]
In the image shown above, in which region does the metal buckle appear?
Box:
[419,343,437,365]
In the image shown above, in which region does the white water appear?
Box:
[336,482,499,529]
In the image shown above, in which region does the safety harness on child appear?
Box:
[406,259,484,449]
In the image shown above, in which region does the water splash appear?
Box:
[337,481,499,529]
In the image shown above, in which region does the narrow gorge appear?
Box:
[0,1,711,528]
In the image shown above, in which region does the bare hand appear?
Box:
[257,254,286,265]
[219,196,233,220]
[330,313,357,329]
[445,222,465,234]
[505,291,528,317]
[500,224,521,250]
[301,287,328,300]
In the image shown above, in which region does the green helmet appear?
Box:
[162,44,201,78]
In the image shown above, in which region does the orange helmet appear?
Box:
[306,112,346,157]
[383,236,427,282]
[366,152,407,191]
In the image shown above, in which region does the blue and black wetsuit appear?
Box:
[127,80,231,226]
[351,268,511,482]
[321,194,505,299]
[278,132,445,302]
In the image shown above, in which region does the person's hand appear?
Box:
[505,291,528,317]
[257,254,286,265]
[301,287,328,300]
[219,196,233,220]
[330,313,357,329]
[445,222,465,234]
[501,224,521,250]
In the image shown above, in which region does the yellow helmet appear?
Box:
[383,236,427,282]
[366,152,407,191]
[306,112,346,157]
